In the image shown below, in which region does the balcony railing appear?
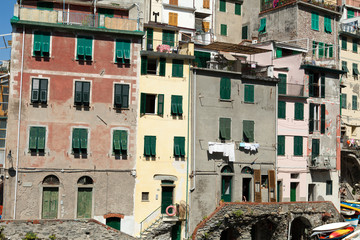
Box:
[340,18,360,35]
[145,39,194,56]
[308,155,336,170]
[279,83,306,97]
[194,32,212,45]
[261,0,337,12]
[17,7,138,32]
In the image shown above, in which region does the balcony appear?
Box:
[194,32,212,45]
[308,155,336,170]
[340,17,360,35]
[14,6,139,32]
[144,38,194,57]
[261,0,337,13]
[279,83,306,97]
[342,136,360,151]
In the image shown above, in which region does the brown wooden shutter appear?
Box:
[203,21,210,32]
[254,169,262,202]
[203,0,210,8]
[169,12,178,27]
[170,0,178,5]
[268,170,276,202]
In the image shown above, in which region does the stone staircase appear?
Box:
[141,217,178,240]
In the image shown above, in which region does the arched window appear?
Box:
[221,165,233,173]
[77,176,93,185]
[241,166,254,174]
[43,175,60,185]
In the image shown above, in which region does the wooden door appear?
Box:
[268,170,276,202]
[254,169,262,202]
[290,183,297,202]
[106,217,121,231]
[161,187,174,214]
[77,188,92,218]
[221,176,232,202]
[171,221,181,240]
[42,187,58,219]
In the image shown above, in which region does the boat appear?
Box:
[342,209,356,216]
[318,226,354,240]
[341,203,360,213]
[345,218,359,227]
[312,222,351,232]
[344,229,360,240]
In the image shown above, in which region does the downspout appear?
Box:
[13,26,25,219]
[275,69,278,202]
[185,62,191,239]
[191,69,196,193]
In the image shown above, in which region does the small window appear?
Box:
[311,12,319,31]
[33,31,50,57]
[159,58,166,76]
[171,95,183,116]
[341,93,347,109]
[294,136,303,156]
[77,176,93,185]
[31,78,48,104]
[235,3,241,15]
[140,93,164,116]
[72,128,88,155]
[219,0,226,12]
[329,44,333,57]
[74,81,91,106]
[324,16,332,33]
[242,26,248,40]
[312,41,317,55]
[29,126,46,153]
[291,173,299,179]
[277,135,285,156]
[261,175,268,188]
[348,9,355,19]
[169,12,178,27]
[219,118,231,140]
[278,74,287,95]
[220,24,227,36]
[354,63,359,76]
[311,139,320,160]
[162,30,175,47]
[353,95,358,110]
[144,136,156,157]
[278,101,286,119]
[113,130,128,155]
[244,85,254,103]
[220,77,231,100]
[172,59,184,77]
[106,217,121,231]
[145,58,157,75]
[77,36,93,61]
[258,18,266,33]
[353,39,358,53]
[147,28,153,50]
[43,175,59,185]
[142,192,149,201]
[342,36,347,50]
[342,61,349,73]
[318,42,324,58]
[115,39,131,64]
[294,102,304,121]
[203,0,210,9]
[174,136,185,157]
[114,84,129,109]
[326,180,332,195]
[243,120,254,143]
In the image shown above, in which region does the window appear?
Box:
[326,180,333,195]
[162,30,175,47]
[106,217,121,231]
[219,118,231,140]
[348,9,355,19]
[235,3,241,15]
[159,58,166,76]
[311,12,319,31]
[354,63,359,76]
[147,28,153,50]
[353,39,358,53]
[74,81,90,106]
[353,95,358,110]
[142,192,149,201]
[243,120,254,143]
[72,128,88,154]
[242,26,248,40]
[341,93,347,109]
[29,126,46,153]
[194,51,211,68]
[342,61,349,73]
[324,16,332,33]
[171,95,183,116]
[33,31,50,57]
[115,39,131,64]
[220,24,227,36]
[219,0,226,12]
[278,101,286,119]
[276,48,282,58]
[309,103,326,133]
[37,1,53,10]
[277,135,285,156]
[258,18,266,33]
[169,0,178,5]
[140,93,164,115]
[114,84,129,109]
[77,36,93,60]
[342,36,347,50]
[311,139,319,160]
[318,42,324,58]
[294,102,304,120]
[141,57,157,75]
[169,12,178,26]
[203,0,210,8]
[312,41,317,55]
[261,175,268,188]
[113,130,127,154]
[278,74,287,94]
[294,136,303,156]
[220,77,231,100]
[31,78,48,104]
[174,136,185,157]
[329,44,333,57]
[172,59,183,77]
[203,21,210,32]
[144,136,156,157]
[244,85,254,103]
[309,73,325,98]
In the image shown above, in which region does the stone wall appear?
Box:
[0,219,137,240]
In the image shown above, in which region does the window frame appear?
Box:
[140,93,164,116]
[144,135,156,157]
[114,39,131,64]
[353,63,359,76]
[342,36,347,50]
[278,101,286,119]
[173,136,185,157]
[244,84,254,103]
[353,95,358,110]
[31,77,49,104]
[29,126,46,153]
[113,83,130,109]
[72,127,89,155]
[277,135,285,156]
[243,120,255,143]
[220,77,231,100]
[112,128,128,155]
[294,102,304,121]
[171,95,183,116]
[219,0,226,12]
[258,18,266,33]
[324,15,332,33]
[76,35,93,61]
[353,39,358,53]
[219,117,231,140]
[220,24,227,36]
[74,80,92,107]
[33,30,51,57]
[293,136,303,156]
[172,59,184,77]
[235,3,241,15]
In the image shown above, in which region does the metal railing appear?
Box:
[340,18,360,35]
[140,206,163,237]
[279,83,305,97]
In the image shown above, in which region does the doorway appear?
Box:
[42,187,58,219]
[308,184,316,201]
[161,186,174,214]
[290,182,298,202]
[222,176,232,202]
[243,178,251,202]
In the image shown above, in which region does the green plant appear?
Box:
[23,232,38,240]
[0,226,6,240]
[202,215,208,221]
[203,232,210,239]
[233,209,243,217]
[49,234,56,240]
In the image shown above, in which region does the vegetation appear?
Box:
[49,234,56,240]
[0,227,6,240]
[23,232,38,240]
[233,209,244,217]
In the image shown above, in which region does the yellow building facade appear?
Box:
[134,26,194,239]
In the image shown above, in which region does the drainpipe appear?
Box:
[185,62,191,239]
[275,71,278,202]
[13,26,25,219]
[191,69,196,193]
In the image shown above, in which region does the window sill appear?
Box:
[141,200,150,202]
[244,101,254,104]
[113,107,129,110]
[219,99,232,102]
[30,102,48,106]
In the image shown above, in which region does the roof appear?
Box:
[198,42,271,55]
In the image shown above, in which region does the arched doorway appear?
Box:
[290,217,311,240]
[42,175,60,219]
[77,176,93,218]
[221,166,233,202]
[220,227,241,240]
[251,219,277,240]
[241,166,253,202]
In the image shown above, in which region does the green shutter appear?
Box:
[348,9,355,19]
[321,104,326,134]
[147,28,153,49]
[321,75,325,98]
[84,37,92,59]
[324,16,332,33]
[144,136,151,156]
[123,40,131,60]
[37,127,46,150]
[159,58,166,76]
[113,130,121,151]
[29,127,38,150]
[342,61,349,72]
[259,18,266,33]
[114,84,122,107]
[77,188,92,218]
[243,120,254,143]
[325,44,328,58]
[179,137,185,156]
[278,74,287,95]
[157,94,164,115]
[219,0,226,12]
[115,40,124,62]
[121,84,129,108]
[220,77,231,100]
[120,130,127,151]
[140,93,146,114]
[278,101,286,119]
[242,26,248,40]
[42,32,50,55]
[172,59,183,77]
[220,24,227,36]
[294,136,303,156]
[235,3,241,15]
[311,12,319,30]
[276,48,282,58]
[33,32,42,55]
[312,41,317,55]
[353,95,358,110]
[174,137,180,156]
[74,81,82,104]
[294,102,304,120]
[309,103,314,133]
[194,51,211,68]
[150,136,156,156]
[354,63,359,75]
[353,40,358,53]
[312,139,319,159]
[219,118,231,140]
[309,74,314,97]
[162,30,175,47]
[329,45,333,58]
[40,79,48,103]
[171,95,178,115]
[177,96,183,114]
[244,85,254,103]
[318,42,324,57]
[72,128,80,150]
[80,129,87,150]
[141,56,148,75]
[82,82,90,106]
[342,36,347,50]
[31,79,40,102]
[277,135,285,156]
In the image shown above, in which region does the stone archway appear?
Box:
[220,227,241,240]
[251,219,277,240]
[290,216,312,240]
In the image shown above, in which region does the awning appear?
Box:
[198,41,270,54]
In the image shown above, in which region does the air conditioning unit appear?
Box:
[252,39,258,44]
